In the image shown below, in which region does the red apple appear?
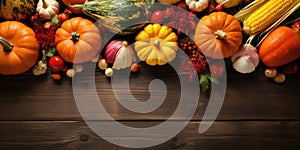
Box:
[151,10,164,23]
[49,56,65,72]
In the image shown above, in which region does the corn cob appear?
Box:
[234,0,300,36]
[243,0,298,35]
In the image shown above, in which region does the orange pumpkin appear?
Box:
[259,26,300,67]
[55,17,102,64]
[0,21,39,75]
[194,12,243,59]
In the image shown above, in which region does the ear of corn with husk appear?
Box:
[234,0,300,45]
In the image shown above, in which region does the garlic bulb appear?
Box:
[231,44,259,74]
[112,41,135,70]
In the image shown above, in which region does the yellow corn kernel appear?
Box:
[243,0,295,35]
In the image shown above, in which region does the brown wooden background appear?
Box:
[0,62,299,150]
[1,0,300,149]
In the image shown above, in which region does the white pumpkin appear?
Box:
[157,0,180,4]
[185,0,209,12]
[36,0,60,19]
[215,0,242,8]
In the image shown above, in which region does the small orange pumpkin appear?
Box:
[0,21,40,75]
[259,26,300,67]
[194,12,243,59]
[55,17,102,64]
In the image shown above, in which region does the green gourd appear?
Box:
[0,0,36,20]
[72,0,155,35]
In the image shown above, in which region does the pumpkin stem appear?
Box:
[42,0,49,9]
[215,30,227,40]
[0,36,14,52]
[153,39,160,47]
[70,32,80,43]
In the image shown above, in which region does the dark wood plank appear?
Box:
[0,64,299,121]
[0,121,299,150]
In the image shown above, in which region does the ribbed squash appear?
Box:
[55,17,102,64]
[135,24,178,66]
[0,0,36,20]
[0,21,40,75]
[72,0,154,35]
[259,26,300,67]
[194,12,243,59]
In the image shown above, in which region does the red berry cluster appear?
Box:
[32,17,59,48]
[31,9,72,48]
[179,37,208,76]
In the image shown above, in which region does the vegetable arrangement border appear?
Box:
[0,0,299,92]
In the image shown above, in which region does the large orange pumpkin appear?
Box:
[194,12,243,59]
[0,21,39,75]
[55,17,102,64]
[259,26,300,67]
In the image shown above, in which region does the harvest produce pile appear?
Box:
[0,0,299,92]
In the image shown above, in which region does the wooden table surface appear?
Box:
[0,62,299,150]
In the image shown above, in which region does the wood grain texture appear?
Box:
[0,64,299,121]
[0,63,299,149]
[0,121,299,150]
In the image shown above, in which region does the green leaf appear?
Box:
[51,15,59,25]
[210,75,220,85]
[47,46,56,57]
[200,74,209,92]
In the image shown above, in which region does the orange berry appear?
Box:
[51,73,61,80]
[131,63,139,73]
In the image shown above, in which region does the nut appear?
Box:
[75,64,84,73]
[273,73,285,83]
[66,69,76,78]
[265,68,277,78]
[105,68,113,77]
[98,59,108,70]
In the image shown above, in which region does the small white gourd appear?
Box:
[36,0,60,19]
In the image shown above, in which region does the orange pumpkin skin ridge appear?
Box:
[0,21,39,75]
[259,26,300,67]
[55,17,102,64]
[194,12,243,59]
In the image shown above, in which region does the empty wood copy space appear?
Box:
[0,63,299,149]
